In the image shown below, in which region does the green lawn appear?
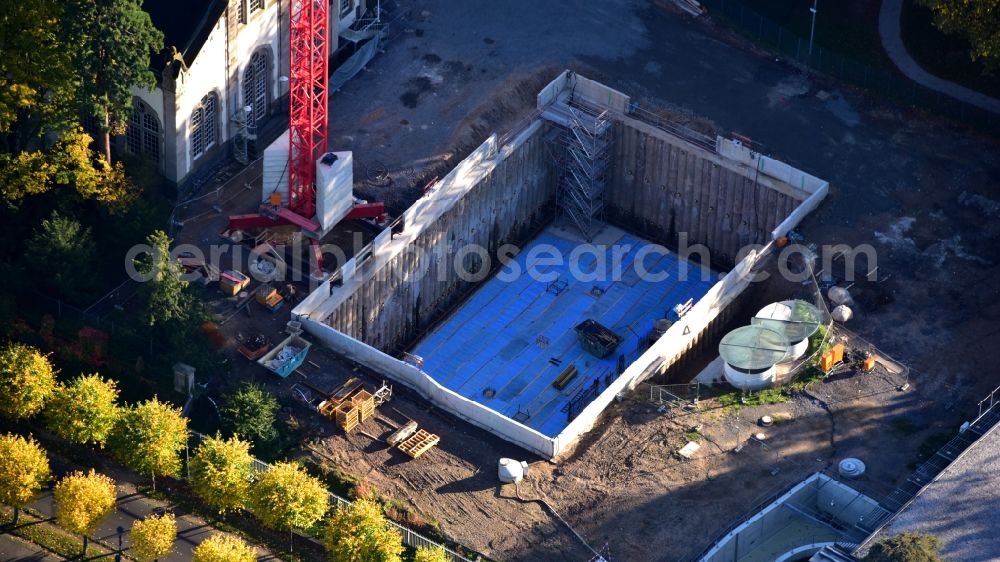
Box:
[733,0,895,69]
[900,0,1000,99]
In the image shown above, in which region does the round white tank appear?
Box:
[723,362,776,390]
[498,458,529,483]
[754,301,819,361]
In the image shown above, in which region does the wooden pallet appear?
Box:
[397,429,439,459]
[553,364,578,390]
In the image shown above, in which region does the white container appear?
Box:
[315,151,354,232]
[262,130,290,206]
[755,301,814,360]
[723,362,776,391]
[498,458,529,483]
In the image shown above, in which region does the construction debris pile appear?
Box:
[266,345,301,370]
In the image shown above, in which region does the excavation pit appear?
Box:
[293,72,829,459]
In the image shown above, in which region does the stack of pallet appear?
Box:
[335,402,360,432]
[353,390,375,423]
[315,378,379,433]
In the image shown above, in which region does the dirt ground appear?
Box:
[170,1,1000,561]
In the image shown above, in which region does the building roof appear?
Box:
[143,0,227,66]
[880,421,1000,561]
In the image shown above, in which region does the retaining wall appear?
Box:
[300,121,555,352]
[607,116,810,268]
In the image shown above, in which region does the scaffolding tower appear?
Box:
[551,103,611,241]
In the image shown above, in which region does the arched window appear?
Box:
[243,50,269,125]
[191,93,218,159]
[126,100,161,161]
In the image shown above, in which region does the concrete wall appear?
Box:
[606,116,807,269]
[312,121,556,352]
[301,317,559,457]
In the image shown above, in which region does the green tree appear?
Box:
[864,532,944,562]
[111,398,188,490]
[0,0,140,209]
[325,498,404,562]
[249,462,329,549]
[0,0,77,151]
[26,211,97,300]
[0,433,51,526]
[0,127,139,208]
[63,0,163,162]
[53,469,117,555]
[918,0,1000,71]
[44,374,121,447]
[413,546,449,562]
[192,533,257,562]
[0,343,57,420]
[130,513,177,562]
[220,383,279,448]
[190,435,253,515]
[138,230,190,328]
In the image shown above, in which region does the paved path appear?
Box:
[0,533,63,562]
[26,477,281,562]
[878,0,1000,114]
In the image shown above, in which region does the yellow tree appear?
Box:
[111,398,188,490]
[249,462,329,550]
[53,469,117,555]
[192,533,257,562]
[130,512,177,562]
[0,433,50,526]
[325,498,404,562]
[44,374,121,447]
[0,343,56,419]
[189,435,253,515]
[918,0,1000,71]
[414,546,449,562]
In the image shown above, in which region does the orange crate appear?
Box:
[831,343,845,364]
[820,351,835,372]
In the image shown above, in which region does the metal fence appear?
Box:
[188,432,478,561]
[700,0,1000,133]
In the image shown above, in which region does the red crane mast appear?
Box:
[227,0,385,280]
[287,0,328,220]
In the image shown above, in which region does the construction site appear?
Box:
[159,1,1000,561]
[290,71,827,460]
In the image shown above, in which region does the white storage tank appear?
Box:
[752,300,821,361]
[718,325,791,390]
[498,458,529,483]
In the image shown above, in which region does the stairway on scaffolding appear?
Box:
[543,95,612,241]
